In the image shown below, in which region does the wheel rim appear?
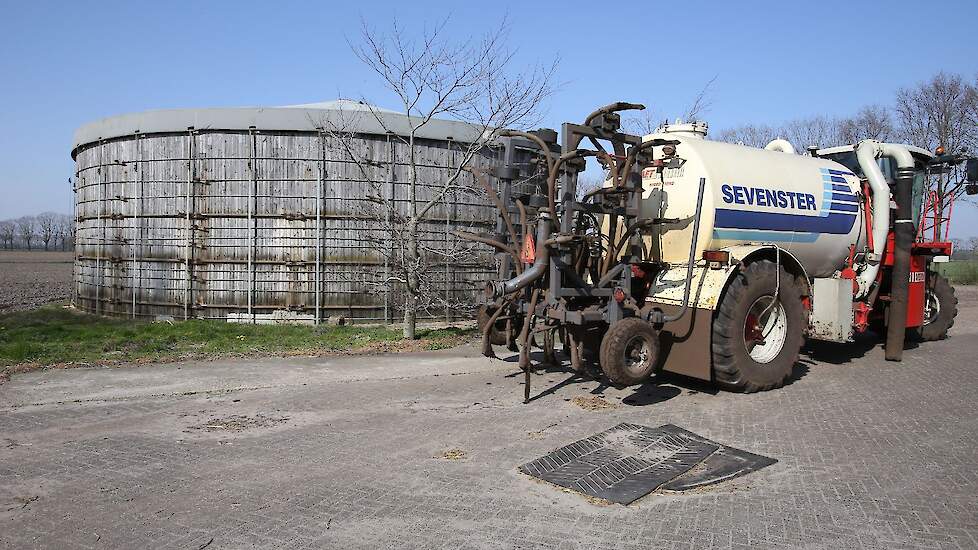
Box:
[922,289,940,326]
[622,334,652,372]
[744,296,787,364]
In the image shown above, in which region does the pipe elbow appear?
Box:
[764,139,796,154]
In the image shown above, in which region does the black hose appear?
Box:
[885,167,916,361]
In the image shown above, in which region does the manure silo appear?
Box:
[70,100,513,323]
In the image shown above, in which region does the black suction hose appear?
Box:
[885,166,916,361]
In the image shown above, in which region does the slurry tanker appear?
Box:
[465,102,975,401]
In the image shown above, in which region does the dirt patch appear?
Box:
[570,395,618,411]
[0,251,73,314]
[188,414,289,433]
[435,448,467,460]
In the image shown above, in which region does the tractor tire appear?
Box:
[476,305,507,346]
[917,272,957,341]
[599,317,660,386]
[712,260,804,393]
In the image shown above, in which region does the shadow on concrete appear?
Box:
[499,342,813,404]
[802,332,880,365]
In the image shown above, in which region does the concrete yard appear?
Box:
[2,289,976,549]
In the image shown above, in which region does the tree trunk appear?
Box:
[402,218,420,339]
[402,295,417,339]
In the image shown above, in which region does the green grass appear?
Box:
[936,260,978,285]
[0,304,474,369]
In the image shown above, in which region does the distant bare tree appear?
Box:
[54,213,74,251]
[336,16,556,338]
[838,105,894,144]
[684,74,719,122]
[895,72,977,154]
[576,173,607,201]
[16,216,36,251]
[716,123,779,148]
[780,116,843,152]
[968,236,978,254]
[895,72,978,234]
[0,220,14,249]
[621,109,664,137]
[36,212,57,251]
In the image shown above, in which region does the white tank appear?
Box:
[637,129,864,278]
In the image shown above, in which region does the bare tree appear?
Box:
[621,109,664,137]
[683,74,719,122]
[0,220,14,249]
[895,72,978,234]
[54,213,74,251]
[778,116,842,152]
[715,123,779,148]
[895,72,977,154]
[36,212,57,251]
[339,17,556,338]
[968,236,978,254]
[838,105,894,144]
[16,216,36,251]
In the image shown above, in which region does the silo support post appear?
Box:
[131,132,141,319]
[184,128,196,321]
[247,127,257,323]
[96,138,104,316]
[316,130,324,325]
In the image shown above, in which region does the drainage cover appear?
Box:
[519,423,776,504]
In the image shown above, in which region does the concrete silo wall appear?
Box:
[72,129,499,322]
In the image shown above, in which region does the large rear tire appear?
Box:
[917,272,957,341]
[712,260,804,393]
[599,317,660,386]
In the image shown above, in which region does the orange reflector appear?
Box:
[702,250,730,263]
[613,287,626,303]
[520,234,536,264]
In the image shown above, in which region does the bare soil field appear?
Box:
[0,251,73,313]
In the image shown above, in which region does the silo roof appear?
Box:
[72,99,488,155]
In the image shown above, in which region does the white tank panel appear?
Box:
[639,135,864,278]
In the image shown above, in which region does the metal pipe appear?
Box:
[854,140,913,299]
[764,139,796,154]
[658,177,707,324]
[488,212,552,299]
[519,288,541,404]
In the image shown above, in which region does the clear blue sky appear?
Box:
[2,0,977,238]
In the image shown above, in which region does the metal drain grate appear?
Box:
[520,423,776,504]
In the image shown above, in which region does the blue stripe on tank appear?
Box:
[715,209,857,234]
[712,229,821,243]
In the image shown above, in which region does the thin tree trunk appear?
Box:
[403,219,419,339]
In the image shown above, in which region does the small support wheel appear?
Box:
[599,317,660,386]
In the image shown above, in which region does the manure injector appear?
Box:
[461,102,975,402]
